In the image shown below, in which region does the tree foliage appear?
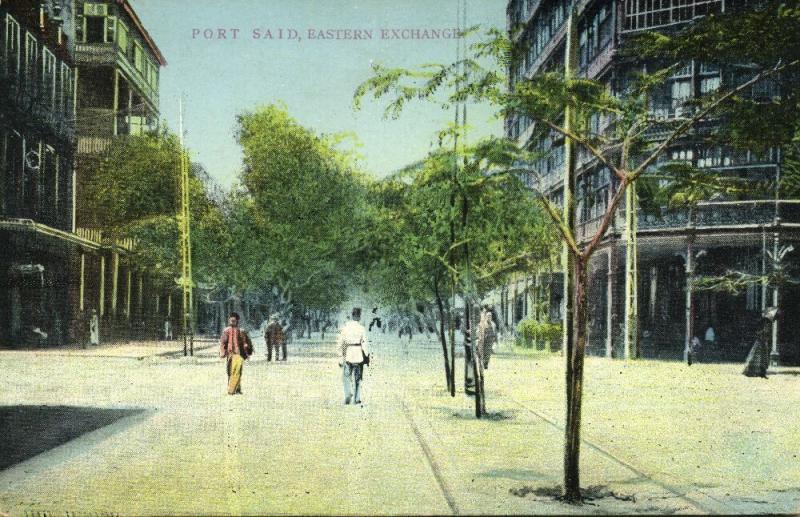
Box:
[233,104,372,313]
[81,131,227,283]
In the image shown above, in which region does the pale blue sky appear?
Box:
[130,0,507,188]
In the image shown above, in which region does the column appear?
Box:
[126,268,132,319]
[79,253,85,312]
[111,251,119,315]
[99,255,105,317]
[606,248,614,358]
[771,230,780,365]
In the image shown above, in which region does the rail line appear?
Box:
[400,400,460,515]
[507,396,732,514]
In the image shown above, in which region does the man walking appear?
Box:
[336,307,370,405]
[219,312,253,395]
[264,313,287,361]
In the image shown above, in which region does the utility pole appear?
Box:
[179,96,194,356]
[562,9,577,379]
[624,180,638,359]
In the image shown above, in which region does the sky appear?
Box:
[129,0,508,188]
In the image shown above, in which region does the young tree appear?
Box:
[366,147,554,401]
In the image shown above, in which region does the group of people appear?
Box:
[218,312,288,396]
[218,305,497,402]
[217,308,372,402]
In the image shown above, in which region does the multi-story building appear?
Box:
[0,0,177,348]
[66,0,176,344]
[72,0,164,156]
[0,0,97,346]
[505,0,800,364]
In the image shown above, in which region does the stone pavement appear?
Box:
[0,335,798,515]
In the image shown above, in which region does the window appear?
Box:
[697,147,722,168]
[671,79,691,108]
[42,49,56,109]
[580,7,612,69]
[147,61,158,88]
[58,63,70,116]
[24,33,38,91]
[117,21,129,51]
[82,3,110,43]
[522,0,568,75]
[700,76,720,94]
[669,62,693,112]
[4,15,21,78]
[671,148,694,163]
[85,16,105,43]
[624,0,723,31]
[598,7,612,49]
[133,43,143,72]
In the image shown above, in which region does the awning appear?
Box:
[0,218,101,251]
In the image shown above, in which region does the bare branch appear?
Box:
[538,118,624,179]
[583,178,628,258]
[532,190,580,257]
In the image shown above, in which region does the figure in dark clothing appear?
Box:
[265,313,287,361]
[368,307,382,332]
[744,312,773,378]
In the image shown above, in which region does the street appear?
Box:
[1,336,799,515]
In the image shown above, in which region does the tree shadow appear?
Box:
[510,484,636,505]
[0,405,144,470]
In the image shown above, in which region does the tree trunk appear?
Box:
[563,256,588,503]
[434,282,453,393]
[448,276,457,397]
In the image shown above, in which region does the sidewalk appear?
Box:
[0,339,218,359]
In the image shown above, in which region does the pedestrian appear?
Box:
[89,309,99,346]
[164,319,173,340]
[336,307,370,405]
[264,313,287,361]
[219,312,253,395]
[368,307,382,332]
[687,336,701,366]
[476,308,498,370]
[704,326,716,347]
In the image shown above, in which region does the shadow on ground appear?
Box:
[0,405,143,470]
[510,484,636,504]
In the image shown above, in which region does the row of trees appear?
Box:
[83,107,374,333]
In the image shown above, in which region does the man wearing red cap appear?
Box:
[219,312,253,395]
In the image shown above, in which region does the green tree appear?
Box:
[81,131,227,285]
[233,104,372,319]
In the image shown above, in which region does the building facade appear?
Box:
[505,0,800,364]
[0,0,90,347]
[67,0,176,345]
[0,0,178,348]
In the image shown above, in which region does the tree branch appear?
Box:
[583,177,628,258]
[538,118,624,179]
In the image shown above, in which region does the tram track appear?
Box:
[507,396,732,515]
[400,399,460,515]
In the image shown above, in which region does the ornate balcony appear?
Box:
[575,200,800,245]
[638,200,800,232]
